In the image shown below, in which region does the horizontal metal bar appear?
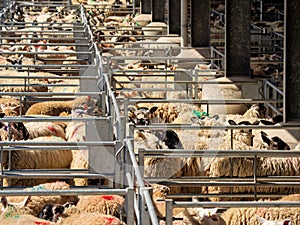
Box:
[167,193,292,199]
[0,92,100,96]
[146,176,300,182]
[0,37,88,41]
[0,141,116,146]
[134,123,297,131]
[139,149,300,157]
[172,201,300,208]
[150,181,300,187]
[0,51,92,55]
[0,64,93,68]
[126,98,282,104]
[0,43,88,47]
[1,171,113,179]
[0,188,128,196]
[0,75,96,79]
[0,116,110,122]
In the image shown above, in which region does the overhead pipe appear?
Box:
[181,0,188,47]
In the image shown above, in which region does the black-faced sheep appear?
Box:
[0,113,29,141]
[260,131,291,150]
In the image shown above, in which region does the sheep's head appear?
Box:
[244,103,266,118]
[261,131,290,150]
[228,119,255,146]
[128,105,158,126]
[0,114,29,141]
[256,215,292,225]
[150,183,170,200]
[198,208,226,225]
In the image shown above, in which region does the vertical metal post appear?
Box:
[141,0,151,14]
[284,0,300,122]
[126,187,135,225]
[181,0,188,47]
[225,0,251,77]
[165,199,173,225]
[152,0,165,22]
[168,0,180,35]
[190,0,210,47]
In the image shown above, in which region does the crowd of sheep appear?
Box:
[0,0,298,224]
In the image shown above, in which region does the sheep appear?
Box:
[59,212,126,225]
[25,96,99,116]
[5,181,78,216]
[256,216,292,225]
[221,207,296,225]
[37,202,76,223]
[205,152,300,201]
[75,194,125,218]
[0,70,49,93]
[154,190,226,225]
[260,131,291,150]
[0,113,30,141]
[1,136,73,187]
[23,121,66,140]
[0,214,56,225]
[243,103,266,118]
[134,131,183,194]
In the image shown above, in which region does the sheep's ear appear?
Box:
[261,131,271,145]
[149,106,158,114]
[199,208,218,219]
[192,196,199,202]
[260,120,275,125]
[283,219,292,225]
[238,121,252,125]
[256,215,266,224]
[12,105,20,112]
[252,120,260,125]
[128,105,137,113]
[228,120,237,125]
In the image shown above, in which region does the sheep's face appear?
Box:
[261,131,290,150]
[228,120,255,146]
[128,106,158,126]
[37,204,65,222]
[198,208,226,225]
[256,215,292,225]
[0,122,29,141]
[150,183,170,200]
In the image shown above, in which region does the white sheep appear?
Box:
[206,154,300,201]
[221,207,295,225]
[0,214,56,225]
[25,96,99,116]
[2,136,72,187]
[134,131,183,194]
[256,215,292,225]
[24,121,66,140]
[5,181,78,216]
[59,212,126,225]
[75,194,125,218]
